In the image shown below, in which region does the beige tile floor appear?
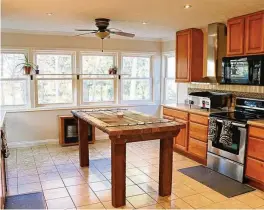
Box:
[6,139,264,209]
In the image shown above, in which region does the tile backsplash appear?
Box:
[188,83,264,102]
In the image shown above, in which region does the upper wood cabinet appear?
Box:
[227,10,264,56]
[227,17,245,56]
[245,12,264,54]
[176,28,203,82]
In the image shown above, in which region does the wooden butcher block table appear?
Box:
[71,108,184,208]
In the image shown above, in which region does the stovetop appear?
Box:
[210,110,264,123]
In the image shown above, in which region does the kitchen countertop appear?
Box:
[247,119,264,128]
[162,104,229,117]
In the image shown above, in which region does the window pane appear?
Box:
[37,80,73,104]
[82,55,114,74]
[36,54,72,74]
[165,80,177,101]
[83,80,114,102]
[122,57,150,77]
[167,56,175,78]
[1,53,25,78]
[0,80,27,105]
[122,79,151,100]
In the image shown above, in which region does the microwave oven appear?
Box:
[221,55,264,85]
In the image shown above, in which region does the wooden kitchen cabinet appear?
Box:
[163,108,188,151]
[174,118,188,151]
[246,125,264,189]
[227,17,245,56]
[188,138,207,160]
[175,28,203,82]
[245,11,264,54]
[227,10,264,56]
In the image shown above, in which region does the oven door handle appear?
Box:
[216,119,247,128]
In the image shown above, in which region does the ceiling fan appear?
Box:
[75,18,135,51]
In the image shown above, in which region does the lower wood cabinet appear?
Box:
[174,119,188,151]
[188,138,207,160]
[162,107,209,164]
[189,122,208,143]
[246,125,264,187]
[246,157,264,184]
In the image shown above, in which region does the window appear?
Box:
[0,50,29,108]
[34,51,75,106]
[121,55,152,102]
[80,53,116,104]
[164,55,177,102]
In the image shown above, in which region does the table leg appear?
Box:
[78,118,89,167]
[111,141,126,208]
[159,137,173,196]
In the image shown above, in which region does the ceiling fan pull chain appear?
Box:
[101,39,104,52]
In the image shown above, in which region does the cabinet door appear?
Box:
[227,17,245,56]
[174,119,188,151]
[188,138,207,160]
[245,12,264,54]
[246,157,264,183]
[189,122,208,142]
[176,30,190,82]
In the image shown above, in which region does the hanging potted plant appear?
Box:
[16,55,36,75]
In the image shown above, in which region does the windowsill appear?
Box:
[3,102,158,113]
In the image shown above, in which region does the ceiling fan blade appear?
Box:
[110,31,135,38]
[75,29,97,32]
[75,31,97,37]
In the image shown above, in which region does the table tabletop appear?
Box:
[72,108,184,136]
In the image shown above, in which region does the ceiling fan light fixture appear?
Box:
[142,21,148,25]
[96,31,110,39]
[46,12,53,16]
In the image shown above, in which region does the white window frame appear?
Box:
[163,52,177,104]
[79,51,118,106]
[33,50,77,108]
[120,53,154,104]
[0,49,30,109]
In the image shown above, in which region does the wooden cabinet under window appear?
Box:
[58,115,95,146]
[227,10,264,56]
[175,28,204,82]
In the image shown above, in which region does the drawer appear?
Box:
[189,122,208,142]
[190,114,208,125]
[188,138,207,160]
[249,126,264,140]
[247,137,264,161]
[163,108,188,121]
[246,157,264,183]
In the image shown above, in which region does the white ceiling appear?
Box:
[1,0,264,41]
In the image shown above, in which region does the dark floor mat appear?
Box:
[5,192,45,209]
[179,165,255,197]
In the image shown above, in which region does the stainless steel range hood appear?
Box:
[198,23,227,83]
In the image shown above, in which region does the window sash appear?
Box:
[120,55,153,103]
[80,52,117,105]
[80,77,117,104]
[1,50,29,108]
[33,51,76,107]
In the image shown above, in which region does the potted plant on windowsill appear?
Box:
[16,55,36,75]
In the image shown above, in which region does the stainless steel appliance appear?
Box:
[221,55,264,85]
[207,97,264,182]
[198,23,227,83]
[188,91,232,109]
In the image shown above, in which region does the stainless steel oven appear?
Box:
[207,97,264,183]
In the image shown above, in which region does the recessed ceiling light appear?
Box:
[142,21,148,25]
[184,4,192,9]
[46,13,53,16]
